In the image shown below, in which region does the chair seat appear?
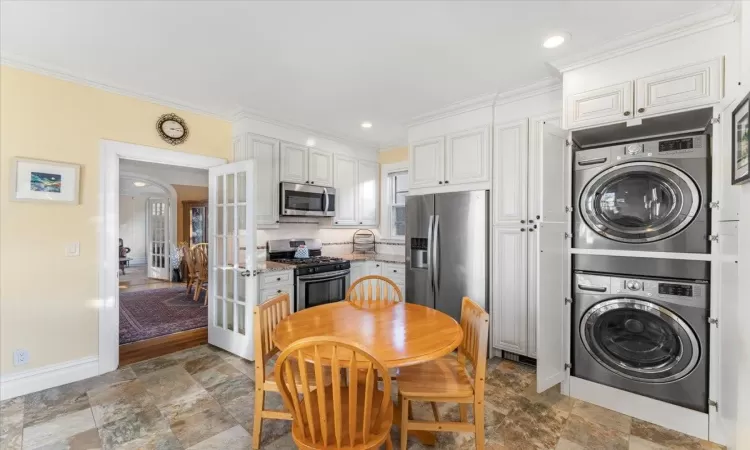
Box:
[396,355,474,398]
[292,384,393,449]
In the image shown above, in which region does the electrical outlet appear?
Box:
[13,349,29,366]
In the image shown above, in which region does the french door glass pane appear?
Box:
[226,300,234,331]
[227,208,235,236]
[238,205,247,231]
[217,175,224,204]
[227,174,235,204]
[237,172,246,203]
[237,275,246,303]
[237,304,246,335]
[217,207,224,235]
[226,270,235,300]
[215,297,223,327]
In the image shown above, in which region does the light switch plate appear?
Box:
[65,242,80,257]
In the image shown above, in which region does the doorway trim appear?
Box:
[98,139,227,375]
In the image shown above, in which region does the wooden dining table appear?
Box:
[273,301,464,445]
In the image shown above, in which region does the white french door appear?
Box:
[208,160,257,360]
[146,197,170,280]
[536,122,571,393]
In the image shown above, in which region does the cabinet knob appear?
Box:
[529,228,535,232]
[520,228,526,232]
[310,181,315,184]
[438,181,443,184]
[335,221,339,224]
[277,289,282,293]
[306,181,309,184]
[637,108,645,113]
[393,269,397,273]
[359,222,363,224]
[528,220,534,224]
[536,215,540,219]
[376,264,380,267]
[277,277,281,281]
[520,220,525,224]
[623,111,631,116]
[445,180,449,184]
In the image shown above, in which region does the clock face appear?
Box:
[161,120,185,138]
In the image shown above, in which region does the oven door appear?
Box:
[296,269,350,311]
[281,182,336,217]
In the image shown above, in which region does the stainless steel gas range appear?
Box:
[266,238,350,312]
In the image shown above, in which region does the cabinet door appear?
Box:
[409,137,444,188]
[566,81,633,129]
[445,126,490,185]
[280,142,308,183]
[635,58,722,117]
[308,148,334,186]
[528,114,561,225]
[366,260,383,276]
[492,226,528,355]
[357,160,379,226]
[349,262,365,289]
[333,155,358,226]
[493,120,528,225]
[527,225,538,358]
[247,135,280,227]
[714,97,742,221]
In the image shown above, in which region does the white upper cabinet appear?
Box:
[234,133,280,228]
[566,81,634,129]
[333,154,358,226]
[357,160,379,226]
[280,142,308,184]
[445,126,490,185]
[492,226,528,354]
[538,123,570,223]
[308,148,334,186]
[493,121,528,225]
[409,137,444,188]
[635,58,722,118]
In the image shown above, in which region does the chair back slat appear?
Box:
[275,337,392,449]
[191,244,208,278]
[346,275,403,309]
[181,243,195,274]
[459,297,490,397]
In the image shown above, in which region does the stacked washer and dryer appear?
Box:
[571,132,711,413]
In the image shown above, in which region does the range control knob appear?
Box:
[626,280,642,291]
[626,144,643,155]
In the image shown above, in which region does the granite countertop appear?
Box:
[256,261,295,273]
[340,253,406,264]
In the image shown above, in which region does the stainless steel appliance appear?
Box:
[573,132,710,253]
[266,239,350,311]
[280,182,336,217]
[405,190,489,323]
[572,262,709,412]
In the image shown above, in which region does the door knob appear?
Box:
[240,270,253,277]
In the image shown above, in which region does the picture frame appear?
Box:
[10,157,81,204]
[732,91,750,185]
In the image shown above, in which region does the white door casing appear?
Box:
[444,126,490,185]
[492,226,528,354]
[566,81,633,129]
[308,148,334,187]
[409,137,444,188]
[280,142,308,184]
[208,160,257,360]
[357,160,379,226]
[146,197,169,280]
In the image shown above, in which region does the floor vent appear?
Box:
[501,351,537,367]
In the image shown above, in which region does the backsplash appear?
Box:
[256,224,405,257]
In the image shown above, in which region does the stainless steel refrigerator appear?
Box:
[405,190,489,323]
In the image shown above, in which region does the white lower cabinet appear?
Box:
[492,226,528,354]
[258,269,294,310]
[348,260,404,295]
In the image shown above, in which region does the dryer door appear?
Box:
[580,298,700,383]
[579,161,700,243]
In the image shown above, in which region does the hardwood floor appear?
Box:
[119,327,208,366]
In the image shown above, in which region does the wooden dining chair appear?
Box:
[396,297,490,450]
[181,243,197,295]
[346,275,403,309]
[191,244,208,304]
[275,336,394,450]
[253,293,335,449]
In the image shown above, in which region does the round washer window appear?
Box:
[581,298,700,383]
[580,162,700,243]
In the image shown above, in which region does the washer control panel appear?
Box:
[575,272,708,309]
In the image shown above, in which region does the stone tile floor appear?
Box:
[0,345,723,449]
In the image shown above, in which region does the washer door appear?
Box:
[580,162,700,243]
[580,298,700,383]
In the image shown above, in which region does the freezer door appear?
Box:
[434,191,488,323]
[406,194,435,308]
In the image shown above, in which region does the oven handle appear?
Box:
[298,269,350,281]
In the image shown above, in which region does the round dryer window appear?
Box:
[580,298,700,383]
[579,162,700,243]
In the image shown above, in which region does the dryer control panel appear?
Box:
[575,272,708,309]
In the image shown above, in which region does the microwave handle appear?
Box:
[323,187,330,214]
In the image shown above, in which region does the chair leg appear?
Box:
[252,389,265,449]
[400,395,409,450]
[459,404,468,423]
[474,398,485,450]
[193,280,201,302]
[385,434,393,450]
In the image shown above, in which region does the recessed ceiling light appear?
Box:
[306,138,316,147]
[361,122,372,129]
[543,33,569,49]
[133,181,147,187]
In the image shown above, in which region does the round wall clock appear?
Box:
[156,113,189,145]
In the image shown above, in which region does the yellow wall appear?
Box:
[173,184,209,243]
[378,146,408,164]
[0,66,232,375]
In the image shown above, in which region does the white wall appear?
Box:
[119,193,151,264]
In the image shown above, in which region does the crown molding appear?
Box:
[231,107,380,150]
[406,91,498,127]
[1,54,230,120]
[494,77,562,106]
[550,2,737,73]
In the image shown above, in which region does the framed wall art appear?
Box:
[10,157,81,204]
[732,91,750,185]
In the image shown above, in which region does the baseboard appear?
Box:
[0,356,99,401]
[569,376,709,441]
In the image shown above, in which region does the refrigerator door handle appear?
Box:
[426,214,435,294]
[433,215,440,291]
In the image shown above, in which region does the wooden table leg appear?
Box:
[392,399,437,446]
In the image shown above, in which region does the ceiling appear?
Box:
[0,1,729,147]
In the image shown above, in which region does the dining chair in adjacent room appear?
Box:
[252,293,335,449]
[181,243,197,295]
[275,335,394,450]
[191,244,208,304]
[346,275,403,309]
[396,296,490,450]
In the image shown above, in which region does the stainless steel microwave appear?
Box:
[280,182,336,217]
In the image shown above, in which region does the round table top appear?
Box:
[273,302,463,368]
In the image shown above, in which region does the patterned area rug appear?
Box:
[120,287,207,344]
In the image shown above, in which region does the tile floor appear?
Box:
[119,265,176,293]
[0,345,723,450]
